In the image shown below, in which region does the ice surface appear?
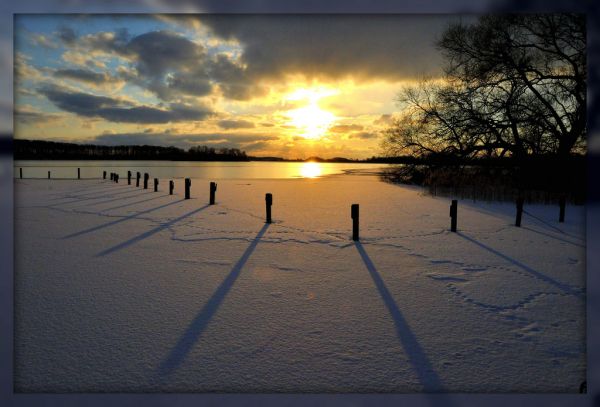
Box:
[13,175,585,392]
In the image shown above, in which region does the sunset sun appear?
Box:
[285,88,338,139]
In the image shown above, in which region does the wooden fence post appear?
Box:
[154,178,159,192]
[103,171,106,180]
[78,168,80,179]
[450,199,458,232]
[20,168,23,179]
[185,178,191,199]
[48,171,51,179]
[136,172,140,187]
[169,180,174,195]
[210,182,217,205]
[144,173,149,189]
[265,193,273,223]
[128,171,131,185]
[351,204,359,241]
[559,196,566,223]
[515,197,524,227]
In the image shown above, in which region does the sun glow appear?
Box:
[299,162,322,178]
[286,87,338,139]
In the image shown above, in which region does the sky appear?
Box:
[15,14,468,159]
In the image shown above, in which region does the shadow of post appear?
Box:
[49,187,144,208]
[96,204,212,257]
[63,198,184,239]
[457,232,584,298]
[101,193,169,212]
[157,223,270,377]
[354,242,446,393]
[521,226,585,248]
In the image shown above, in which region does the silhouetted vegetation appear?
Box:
[382,14,586,203]
[14,139,249,161]
[380,154,585,204]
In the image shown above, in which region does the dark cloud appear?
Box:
[54,15,453,103]
[373,114,393,125]
[329,124,364,133]
[57,26,76,44]
[91,131,278,149]
[127,30,204,77]
[15,109,60,124]
[349,131,378,139]
[54,68,116,84]
[200,15,452,81]
[217,119,255,129]
[39,85,213,123]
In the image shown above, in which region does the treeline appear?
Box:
[14,139,249,161]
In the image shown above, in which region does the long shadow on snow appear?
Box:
[457,232,584,297]
[96,204,211,256]
[521,226,585,248]
[49,186,144,207]
[47,182,130,201]
[101,193,169,212]
[62,188,150,209]
[355,242,447,393]
[157,223,270,377]
[63,198,184,239]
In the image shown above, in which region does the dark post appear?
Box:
[144,173,149,189]
[169,180,174,195]
[559,196,566,223]
[185,178,191,199]
[450,199,458,232]
[210,182,217,205]
[115,173,119,183]
[515,197,524,227]
[136,172,141,187]
[265,193,273,223]
[48,171,51,179]
[110,172,114,181]
[103,171,106,180]
[128,171,131,185]
[77,168,80,179]
[351,204,359,241]
[154,178,159,192]
[20,168,23,179]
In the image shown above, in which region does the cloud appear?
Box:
[56,26,77,45]
[30,33,58,49]
[217,119,255,129]
[39,85,213,123]
[200,15,451,82]
[91,131,279,149]
[54,68,117,84]
[15,106,61,124]
[349,131,378,139]
[329,124,364,133]
[373,114,393,125]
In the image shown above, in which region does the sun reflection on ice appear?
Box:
[300,162,322,178]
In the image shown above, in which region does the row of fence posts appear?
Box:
[104,170,212,205]
[100,169,570,241]
[19,168,83,180]
[448,196,567,232]
[19,167,571,238]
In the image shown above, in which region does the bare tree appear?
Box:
[383,14,586,162]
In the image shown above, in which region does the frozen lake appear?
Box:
[13,174,585,392]
[14,160,391,180]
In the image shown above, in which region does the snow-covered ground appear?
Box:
[13,175,585,392]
